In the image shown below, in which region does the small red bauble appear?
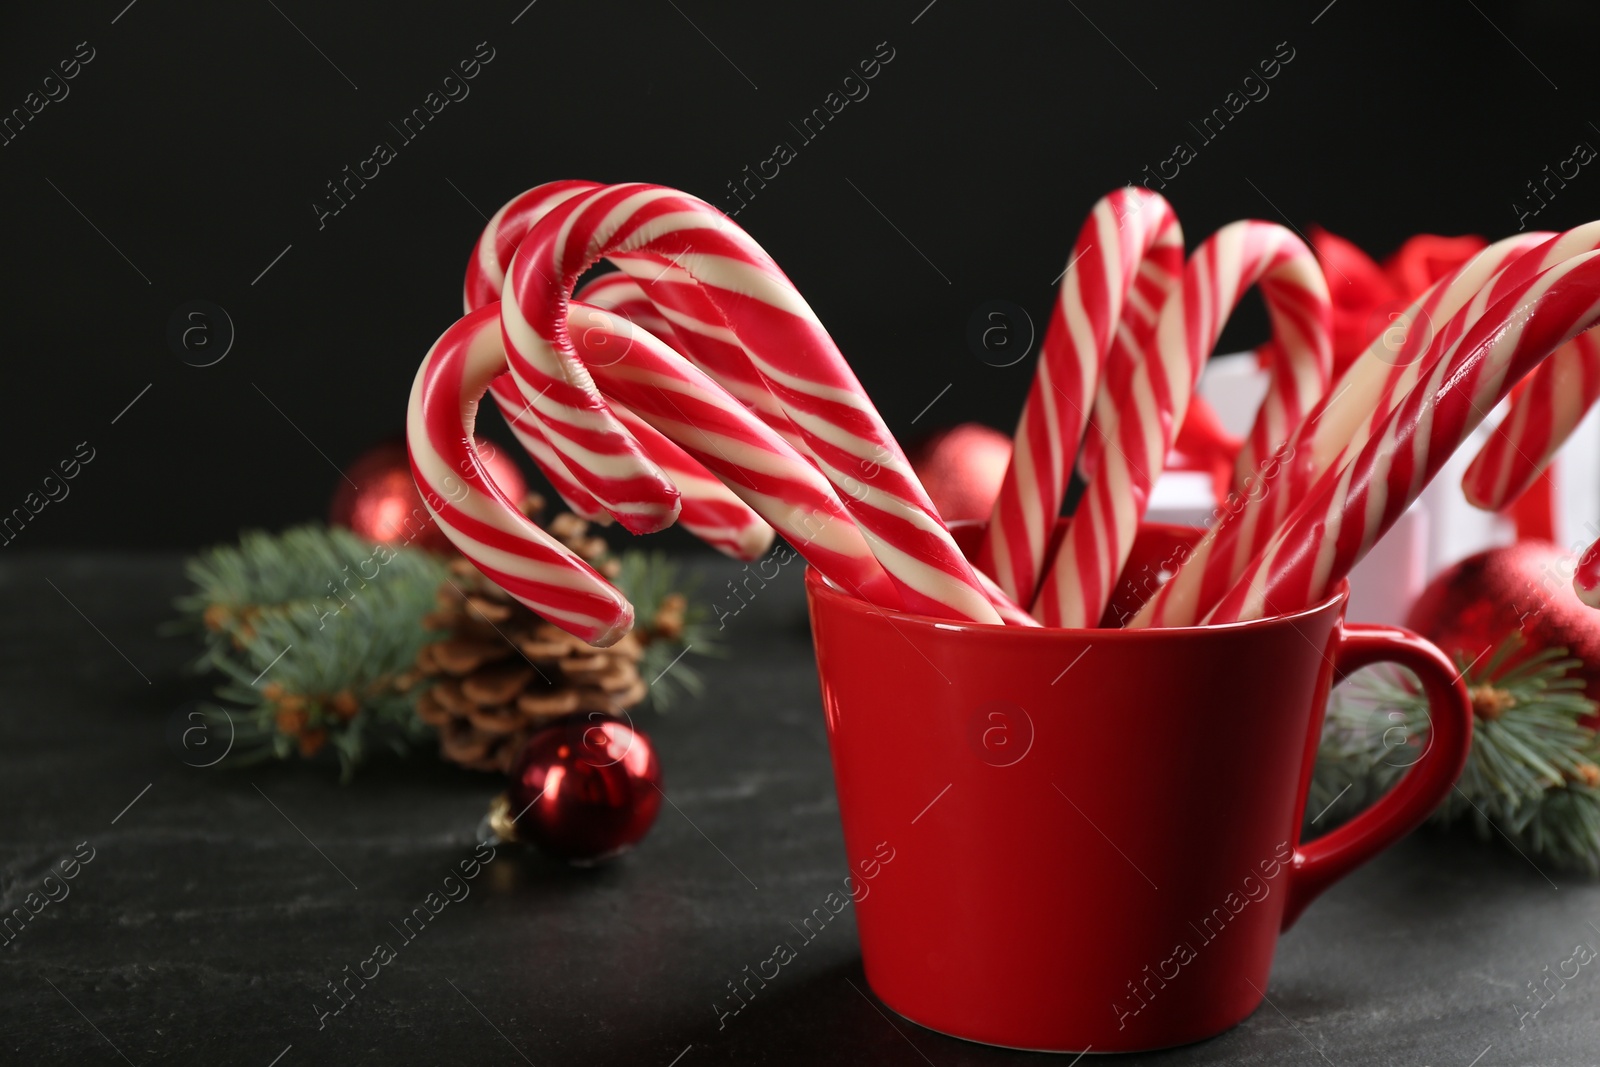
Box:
[907,422,1013,523]
[505,712,663,864]
[329,437,527,553]
[1405,541,1600,726]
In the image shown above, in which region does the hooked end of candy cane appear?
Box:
[1460,448,1517,513]
[609,495,684,536]
[500,578,635,647]
[585,606,637,648]
[1461,452,1550,517]
[1459,476,1498,513]
[1574,543,1600,610]
[727,523,777,562]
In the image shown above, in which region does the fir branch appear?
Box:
[175,524,448,780]
[176,523,711,778]
[1310,634,1600,873]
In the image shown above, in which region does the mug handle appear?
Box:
[1280,622,1474,929]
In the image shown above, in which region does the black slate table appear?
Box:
[4,552,1599,1066]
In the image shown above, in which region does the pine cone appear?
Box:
[416,515,647,773]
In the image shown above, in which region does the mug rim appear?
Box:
[804,522,1350,639]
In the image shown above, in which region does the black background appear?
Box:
[2,0,1596,550]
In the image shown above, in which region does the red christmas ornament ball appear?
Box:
[505,713,663,864]
[907,422,1013,523]
[329,437,526,553]
[1405,541,1600,726]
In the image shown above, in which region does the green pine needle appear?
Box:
[1310,633,1600,874]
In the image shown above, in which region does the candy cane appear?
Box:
[574,272,686,349]
[1450,220,1600,514]
[1031,220,1330,628]
[612,256,804,450]
[487,372,607,521]
[411,298,910,639]
[977,188,1183,606]
[502,181,1002,624]
[578,270,1032,620]
[1131,230,1552,628]
[464,181,1010,620]
[470,196,770,551]
[468,183,802,451]
[1207,249,1600,624]
[1461,331,1600,511]
[463,180,601,313]
[466,180,684,528]
[571,274,775,561]
[605,401,775,562]
[1576,539,1600,608]
[560,300,901,608]
[408,304,634,645]
[1285,224,1598,523]
[561,299,1045,621]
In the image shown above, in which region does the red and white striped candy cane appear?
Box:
[468,184,802,450]
[463,180,600,313]
[1032,220,1330,628]
[469,195,767,548]
[561,300,902,606]
[1461,330,1600,511]
[560,299,1043,620]
[609,255,804,450]
[1206,249,1600,624]
[977,188,1183,607]
[410,300,904,640]
[573,274,774,562]
[606,400,775,562]
[1070,257,1179,488]
[487,372,607,521]
[1452,221,1600,512]
[1131,230,1551,628]
[466,179,686,531]
[1576,540,1600,608]
[558,298,917,607]
[574,272,686,349]
[503,181,1002,624]
[407,304,634,645]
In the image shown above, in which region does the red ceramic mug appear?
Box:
[805,522,1472,1054]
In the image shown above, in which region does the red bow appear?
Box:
[1291,226,1489,377]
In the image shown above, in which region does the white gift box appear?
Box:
[1141,353,1600,625]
